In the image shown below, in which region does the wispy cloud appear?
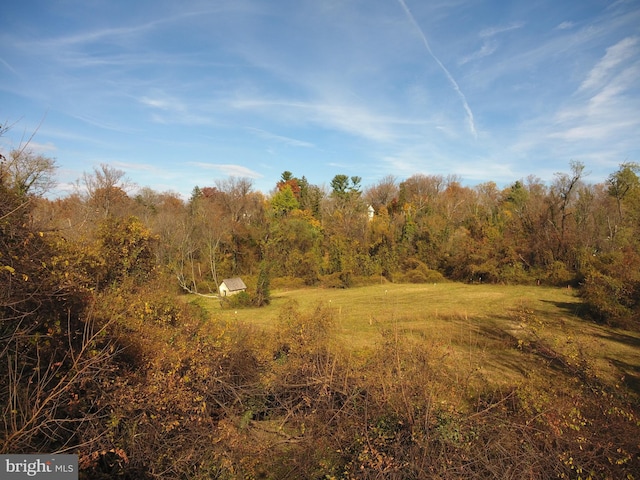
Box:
[395,0,477,138]
[532,35,640,174]
[16,3,258,51]
[139,91,216,126]
[188,162,263,179]
[2,0,638,194]
[459,41,497,65]
[460,22,524,65]
[38,23,158,49]
[549,119,636,142]
[0,57,17,75]
[37,125,116,149]
[111,161,162,173]
[466,6,640,93]
[231,97,427,143]
[246,128,315,148]
[140,96,177,110]
[25,141,57,154]
[70,113,141,134]
[579,36,639,91]
[552,37,640,140]
[556,21,575,30]
[479,22,525,38]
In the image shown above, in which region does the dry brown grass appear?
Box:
[76,282,640,478]
[190,282,640,393]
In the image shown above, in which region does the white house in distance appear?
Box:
[219,277,247,297]
[367,205,375,221]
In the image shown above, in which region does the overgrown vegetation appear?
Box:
[1,138,640,477]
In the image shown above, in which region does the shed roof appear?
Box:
[221,277,247,291]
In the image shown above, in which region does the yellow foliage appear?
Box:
[2,265,15,274]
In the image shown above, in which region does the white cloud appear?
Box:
[459,40,497,65]
[556,21,575,30]
[110,161,161,173]
[189,162,263,179]
[140,96,175,110]
[588,63,638,109]
[459,22,523,67]
[550,38,640,145]
[479,22,525,39]
[231,97,427,143]
[25,141,57,154]
[579,36,639,92]
[139,92,216,126]
[69,114,140,134]
[549,118,636,142]
[246,128,315,148]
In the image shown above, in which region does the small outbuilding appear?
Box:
[219,277,247,297]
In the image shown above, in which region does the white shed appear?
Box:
[219,277,247,297]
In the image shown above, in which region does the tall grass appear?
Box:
[191,282,638,389]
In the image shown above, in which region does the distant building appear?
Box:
[367,204,375,220]
[219,277,247,296]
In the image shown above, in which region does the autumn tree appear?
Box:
[1,148,57,196]
[271,184,300,216]
[95,216,158,289]
[579,163,640,325]
[548,161,587,260]
[396,174,448,268]
[80,163,133,219]
[605,162,640,247]
[265,209,322,281]
[607,162,639,221]
[276,170,301,200]
[213,177,265,275]
[293,177,323,220]
[143,191,186,266]
[166,187,229,295]
[398,174,445,214]
[0,146,67,332]
[322,175,369,280]
[364,174,399,213]
[1,147,116,454]
[366,205,400,280]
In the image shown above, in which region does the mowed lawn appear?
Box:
[191,282,640,393]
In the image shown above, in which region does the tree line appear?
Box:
[3,144,640,324]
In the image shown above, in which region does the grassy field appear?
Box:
[190,282,640,394]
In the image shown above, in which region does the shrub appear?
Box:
[223,290,252,308]
[546,260,575,287]
[578,249,640,328]
[270,275,308,290]
[399,257,446,284]
[319,271,353,288]
[581,271,632,325]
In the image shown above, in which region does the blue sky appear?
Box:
[1,0,639,198]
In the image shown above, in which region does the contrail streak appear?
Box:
[396,0,477,138]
